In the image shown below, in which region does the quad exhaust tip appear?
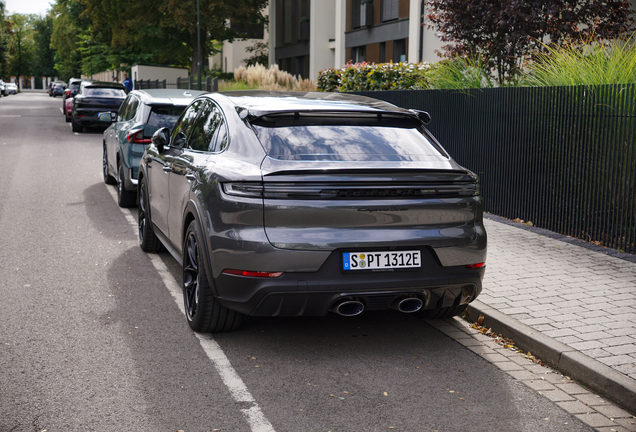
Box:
[331,299,365,317]
[393,296,424,313]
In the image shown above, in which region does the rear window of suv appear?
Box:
[84,88,126,97]
[146,105,187,129]
[252,115,448,162]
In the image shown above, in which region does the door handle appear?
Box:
[186,173,197,183]
[163,166,172,174]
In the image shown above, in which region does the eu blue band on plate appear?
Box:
[342,253,350,270]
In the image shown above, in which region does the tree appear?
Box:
[0,0,11,78]
[80,0,268,74]
[427,0,636,84]
[8,14,35,85]
[32,14,56,77]
[50,0,91,80]
[244,40,268,67]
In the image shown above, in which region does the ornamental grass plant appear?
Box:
[233,63,316,91]
[523,34,636,87]
[427,57,496,90]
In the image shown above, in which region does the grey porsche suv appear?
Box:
[138,91,487,332]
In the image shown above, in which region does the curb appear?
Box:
[467,300,636,415]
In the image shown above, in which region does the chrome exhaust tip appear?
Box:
[393,297,424,313]
[331,299,365,317]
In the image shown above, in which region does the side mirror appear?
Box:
[151,127,170,153]
[98,112,115,123]
[411,109,431,125]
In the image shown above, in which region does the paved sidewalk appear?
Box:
[468,216,636,414]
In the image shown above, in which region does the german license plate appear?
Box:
[342,250,421,271]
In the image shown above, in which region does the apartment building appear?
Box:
[268,0,636,81]
[268,0,443,80]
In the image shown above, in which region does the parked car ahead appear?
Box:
[50,82,66,97]
[63,79,90,119]
[138,91,487,333]
[101,88,207,207]
[71,81,126,133]
[62,78,83,115]
[64,96,74,122]
[5,83,18,95]
[0,80,6,96]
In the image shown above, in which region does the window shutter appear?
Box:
[382,0,398,22]
[352,0,361,28]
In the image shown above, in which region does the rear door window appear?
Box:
[170,100,204,149]
[187,102,228,152]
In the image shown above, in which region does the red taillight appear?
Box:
[127,128,151,144]
[65,89,71,97]
[466,262,486,269]
[222,269,284,278]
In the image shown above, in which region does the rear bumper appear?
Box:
[213,247,485,316]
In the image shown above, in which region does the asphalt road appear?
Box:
[0,92,595,432]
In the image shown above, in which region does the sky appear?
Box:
[3,0,53,16]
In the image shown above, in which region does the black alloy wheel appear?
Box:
[138,180,163,252]
[103,145,116,185]
[71,117,82,133]
[117,162,137,208]
[183,220,242,333]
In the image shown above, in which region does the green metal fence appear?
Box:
[353,85,636,255]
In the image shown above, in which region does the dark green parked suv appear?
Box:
[101,89,206,207]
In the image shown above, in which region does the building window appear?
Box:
[353,45,366,63]
[380,42,386,63]
[295,55,306,78]
[381,0,398,22]
[283,0,293,44]
[393,38,405,63]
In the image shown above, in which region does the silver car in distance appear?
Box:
[138,91,487,332]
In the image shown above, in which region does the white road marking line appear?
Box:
[105,186,275,432]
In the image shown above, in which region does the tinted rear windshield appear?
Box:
[252,115,447,162]
[83,87,126,97]
[146,105,186,129]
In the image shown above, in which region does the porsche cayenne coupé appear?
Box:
[138,91,487,332]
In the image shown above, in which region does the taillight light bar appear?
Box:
[127,128,151,144]
[222,182,480,199]
[465,262,485,269]
[222,269,284,278]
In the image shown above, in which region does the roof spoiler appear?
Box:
[236,106,431,124]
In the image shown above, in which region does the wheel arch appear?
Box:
[183,200,219,297]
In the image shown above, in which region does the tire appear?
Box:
[414,304,468,320]
[183,220,242,333]
[102,145,116,185]
[65,115,71,123]
[138,179,163,253]
[117,162,137,208]
[71,118,82,133]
